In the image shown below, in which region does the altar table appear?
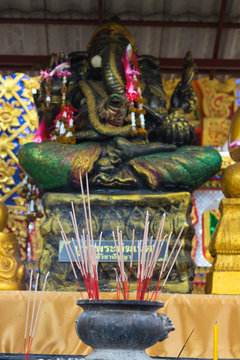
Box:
[0,291,239,359]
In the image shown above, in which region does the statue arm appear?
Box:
[169,51,197,114]
[155,52,196,145]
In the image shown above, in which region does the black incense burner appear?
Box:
[76,299,175,360]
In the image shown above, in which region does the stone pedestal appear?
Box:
[39,191,195,293]
[206,198,240,294]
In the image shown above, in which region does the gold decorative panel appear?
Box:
[0,73,41,262]
[197,77,235,147]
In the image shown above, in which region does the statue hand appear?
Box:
[170,52,197,114]
[159,111,195,146]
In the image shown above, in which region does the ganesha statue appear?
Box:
[18,20,221,292]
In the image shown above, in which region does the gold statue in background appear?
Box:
[206,107,240,294]
[0,203,25,290]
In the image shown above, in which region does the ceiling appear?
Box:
[0,0,240,77]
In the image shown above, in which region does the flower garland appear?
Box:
[40,58,77,144]
[51,105,77,144]
[122,44,147,137]
[20,176,43,222]
[40,61,71,110]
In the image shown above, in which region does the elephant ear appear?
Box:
[47,52,69,71]
[138,55,163,87]
[68,51,90,79]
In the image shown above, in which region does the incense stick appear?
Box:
[114,268,119,300]
[130,229,135,269]
[147,212,167,292]
[141,212,149,281]
[152,232,172,300]
[31,272,50,339]
[27,272,50,359]
[23,270,33,360]
[96,231,102,266]
[163,223,185,273]
[79,170,91,241]
[128,229,135,292]
[177,328,195,358]
[86,172,94,245]
[152,223,185,300]
[70,202,85,268]
[58,217,86,297]
[26,271,39,359]
[58,219,81,271]
[156,241,183,299]
[62,233,83,295]
[137,240,142,300]
[62,172,100,299]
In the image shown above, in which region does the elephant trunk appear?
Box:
[79,81,131,137]
[79,42,132,137]
[102,43,126,96]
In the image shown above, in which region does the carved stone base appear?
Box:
[205,198,240,294]
[39,191,195,293]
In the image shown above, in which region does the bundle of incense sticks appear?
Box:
[58,171,101,299]
[23,270,49,360]
[113,211,185,301]
[58,171,184,301]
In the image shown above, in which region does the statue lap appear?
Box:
[19,141,221,293]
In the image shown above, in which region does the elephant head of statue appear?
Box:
[35,20,197,145]
[87,19,138,96]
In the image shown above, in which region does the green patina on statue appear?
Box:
[18,20,221,191]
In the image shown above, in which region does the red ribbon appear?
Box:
[33,118,50,143]
[122,47,140,102]
[40,62,71,80]
[229,138,240,150]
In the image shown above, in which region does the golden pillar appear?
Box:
[206,107,240,294]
